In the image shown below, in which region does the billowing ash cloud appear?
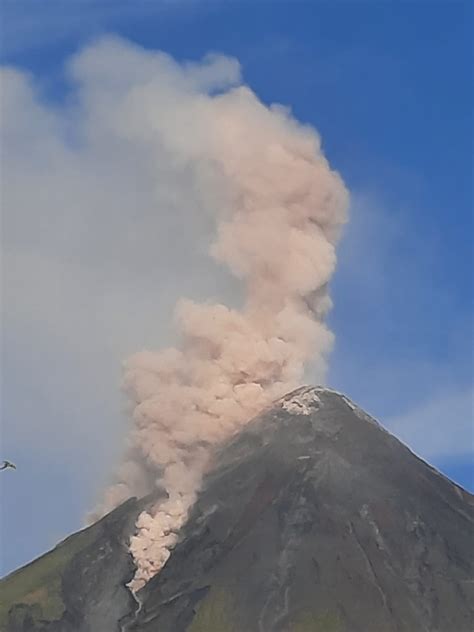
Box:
[98,51,348,589]
[10,36,347,589]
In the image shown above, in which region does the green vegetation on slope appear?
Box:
[290,610,344,632]
[188,586,240,632]
[0,526,96,628]
[187,585,344,632]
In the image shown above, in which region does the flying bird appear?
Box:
[0,460,16,471]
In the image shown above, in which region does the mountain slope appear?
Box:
[2,387,473,632]
[124,387,474,632]
[0,496,153,632]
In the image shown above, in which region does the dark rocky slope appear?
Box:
[2,387,473,631]
[0,496,152,632]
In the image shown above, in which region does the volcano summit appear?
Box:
[2,387,473,631]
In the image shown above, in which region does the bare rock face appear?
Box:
[2,387,473,632]
[124,387,474,632]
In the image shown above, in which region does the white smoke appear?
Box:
[64,37,349,590]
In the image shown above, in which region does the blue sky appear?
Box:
[1,1,472,574]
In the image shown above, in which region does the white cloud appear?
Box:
[1,34,351,576]
[1,38,242,492]
[1,1,198,56]
[2,34,471,517]
[386,386,474,459]
[329,187,472,433]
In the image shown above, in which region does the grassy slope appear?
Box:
[0,526,97,628]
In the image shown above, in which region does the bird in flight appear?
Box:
[0,460,16,471]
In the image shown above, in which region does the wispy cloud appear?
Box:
[386,386,474,459]
[1,36,241,490]
[328,190,473,462]
[1,0,196,57]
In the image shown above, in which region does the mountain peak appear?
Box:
[278,385,387,431]
[129,387,473,631]
[2,387,473,632]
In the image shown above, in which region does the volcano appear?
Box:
[2,387,473,631]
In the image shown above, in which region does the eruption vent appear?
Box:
[92,40,349,590]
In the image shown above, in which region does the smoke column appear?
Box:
[91,40,349,590]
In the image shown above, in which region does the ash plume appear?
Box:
[88,38,349,589]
